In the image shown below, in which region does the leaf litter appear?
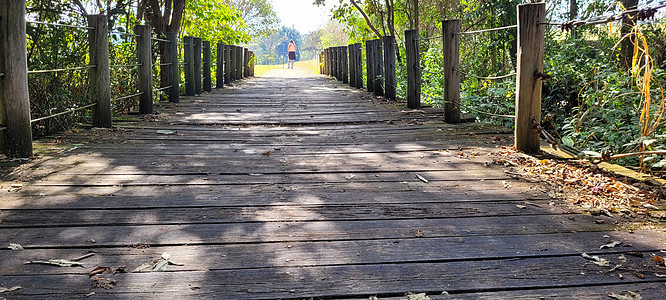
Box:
[489,149,664,228]
[8,243,23,250]
[0,286,21,293]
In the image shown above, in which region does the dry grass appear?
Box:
[254,59,321,76]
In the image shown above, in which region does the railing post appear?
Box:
[167,32,179,103]
[348,44,355,86]
[249,51,255,76]
[373,39,384,97]
[383,36,396,100]
[366,41,375,93]
[224,45,231,83]
[87,15,112,130]
[319,51,324,74]
[236,46,242,80]
[184,36,195,95]
[405,29,421,109]
[244,48,250,77]
[332,47,338,80]
[515,3,546,153]
[443,20,461,123]
[136,24,153,114]
[325,48,331,75]
[341,46,348,84]
[203,41,212,92]
[193,37,202,94]
[0,0,33,157]
[216,43,224,88]
[355,43,363,89]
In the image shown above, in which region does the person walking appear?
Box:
[287,40,297,69]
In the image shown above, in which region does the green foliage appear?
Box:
[182,0,250,45]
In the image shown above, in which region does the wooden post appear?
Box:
[216,43,224,88]
[326,48,331,76]
[374,39,384,97]
[224,45,231,83]
[348,45,355,86]
[383,36,396,100]
[184,36,195,95]
[355,43,363,89]
[366,40,375,93]
[229,46,235,81]
[203,41,211,92]
[136,24,153,114]
[193,37,202,94]
[515,3,546,153]
[244,48,250,77]
[443,20,461,123]
[167,32,179,103]
[236,46,242,80]
[87,15,112,129]
[341,47,348,84]
[249,51,255,76]
[0,0,33,157]
[405,29,421,109]
[319,51,324,74]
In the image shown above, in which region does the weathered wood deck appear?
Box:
[1,69,665,299]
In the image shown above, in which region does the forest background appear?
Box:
[21,0,666,176]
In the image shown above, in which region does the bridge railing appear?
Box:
[0,0,254,158]
[320,3,546,154]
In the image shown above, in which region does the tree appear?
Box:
[224,0,279,37]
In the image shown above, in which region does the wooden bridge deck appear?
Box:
[1,69,665,299]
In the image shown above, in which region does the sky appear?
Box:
[269,0,335,34]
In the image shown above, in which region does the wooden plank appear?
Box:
[0,215,615,248]
[1,230,661,275]
[0,256,662,299]
[0,202,567,227]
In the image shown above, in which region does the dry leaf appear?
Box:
[262,151,271,156]
[345,174,356,180]
[600,241,622,249]
[0,286,21,293]
[91,276,116,289]
[515,205,527,209]
[581,253,609,267]
[653,256,665,266]
[133,262,154,273]
[8,243,23,250]
[152,259,169,272]
[88,266,111,277]
[608,291,642,300]
[415,174,428,183]
[413,230,424,238]
[25,259,84,267]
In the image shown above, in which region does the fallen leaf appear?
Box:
[152,259,169,272]
[655,273,666,278]
[88,266,111,277]
[0,286,21,293]
[608,291,641,300]
[161,252,171,260]
[168,260,185,266]
[156,130,174,135]
[345,174,356,180]
[262,151,271,156]
[653,256,665,266]
[600,241,622,249]
[8,243,23,250]
[515,205,527,209]
[581,253,609,267]
[91,276,116,289]
[634,272,645,279]
[643,203,659,210]
[413,230,424,238]
[415,174,428,183]
[133,262,154,273]
[24,259,84,267]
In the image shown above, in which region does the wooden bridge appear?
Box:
[1,68,665,299]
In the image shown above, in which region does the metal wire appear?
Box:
[179,82,188,86]
[456,25,517,36]
[0,126,6,132]
[151,37,170,43]
[109,31,140,37]
[28,65,96,74]
[26,20,94,30]
[540,3,666,30]
[153,85,173,92]
[418,35,443,41]
[110,63,142,68]
[111,92,144,102]
[30,103,97,123]
[0,73,4,77]
[463,105,515,119]
[158,63,173,66]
